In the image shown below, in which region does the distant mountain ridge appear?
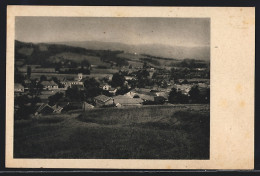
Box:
[52,41,210,61]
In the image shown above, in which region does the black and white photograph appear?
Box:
[13,16,210,159]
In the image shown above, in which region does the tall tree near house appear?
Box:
[65,87,83,101]
[136,69,150,88]
[48,92,64,106]
[83,77,101,100]
[111,73,125,88]
[28,79,43,100]
[27,66,31,79]
[40,75,47,82]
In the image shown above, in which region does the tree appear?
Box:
[14,94,41,120]
[136,69,150,88]
[65,87,84,101]
[83,77,102,99]
[143,62,148,69]
[27,66,31,79]
[189,85,201,103]
[168,88,189,104]
[111,73,125,88]
[48,92,64,106]
[28,79,43,101]
[40,75,47,82]
[81,60,90,68]
[116,85,130,95]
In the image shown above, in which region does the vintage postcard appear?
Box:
[6,6,254,169]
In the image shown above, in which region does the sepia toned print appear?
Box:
[6,6,254,169]
[13,17,210,159]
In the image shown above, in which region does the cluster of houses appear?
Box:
[14,70,210,117]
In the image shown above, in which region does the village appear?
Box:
[13,17,211,160]
[14,62,210,120]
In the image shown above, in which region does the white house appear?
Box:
[14,83,24,93]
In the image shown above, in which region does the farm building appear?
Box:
[41,80,59,90]
[94,95,113,107]
[126,88,156,102]
[113,95,143,107]
[125,88,169,103]
[173,84,193,95]
[14,83,24,93]
[34,103,55,115]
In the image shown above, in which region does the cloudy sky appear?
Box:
[16,17,210,47]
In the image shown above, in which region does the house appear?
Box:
[60,74,84,89]
[35,103,54,115]
[126,88,157,102]
[124,76,134,81]
[41,81,58,90]
[113,95,143,107]
[82,102,94,110]
[52,102,70,113]
[14,83,24,92]
[173,84,193,95]
[108,88,117,95]
[94,95,113,107]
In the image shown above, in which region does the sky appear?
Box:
[15,17,210,47]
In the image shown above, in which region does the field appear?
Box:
[14,104,209,159]
[49,52,107,66]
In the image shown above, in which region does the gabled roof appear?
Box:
[113,95,143,105]
[36,103,54,113]
[83,102,94,108]
[94,95,112,103]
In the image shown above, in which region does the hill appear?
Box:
[15,40,209,71]
[55,41,210,61]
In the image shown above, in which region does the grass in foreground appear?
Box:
[14,105,209,159]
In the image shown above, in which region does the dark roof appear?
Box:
[36,103,54,113]
[94,95,112,102]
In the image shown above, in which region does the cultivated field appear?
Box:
[14,104,209,159]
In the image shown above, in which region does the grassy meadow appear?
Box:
[14,104,209,159]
